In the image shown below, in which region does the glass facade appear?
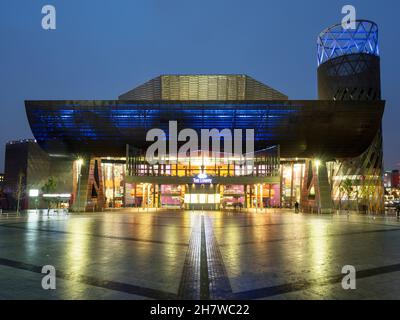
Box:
[127,148,279,178]
[281,162,306,208]
[101,161,125,208]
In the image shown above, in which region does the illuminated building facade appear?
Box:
[316,20,384,213]
[384,170,400,210]
[18,20,385,213]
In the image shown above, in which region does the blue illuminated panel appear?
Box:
[317,20,379,66]
[27,102,299,147]
[25,99,385,158]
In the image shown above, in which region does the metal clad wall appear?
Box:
[119,76,162,100]
[318,54,381,100]
[245,77,288,100]
[118,75,287,101]
[25,100,384,159]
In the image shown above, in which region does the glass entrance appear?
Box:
[184,183,220,210]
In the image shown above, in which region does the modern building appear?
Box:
[4,20,386,213]
[392,170,400,189]
[384,170,400,189]
[3,139,73,210]
[384,170,400,209]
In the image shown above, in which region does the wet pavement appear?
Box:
[0,209,400,300]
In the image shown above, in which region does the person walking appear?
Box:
[294,201,300,214]
[396,202,400,219]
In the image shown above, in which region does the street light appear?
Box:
[315,159,321,175]
[76,158,84,212]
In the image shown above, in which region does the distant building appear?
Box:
[385,170,400,189]
[384,170,400,209]
[3,139,73,210]
[392,170,400,189]
[384,171,392,188]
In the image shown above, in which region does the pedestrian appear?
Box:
[396,203,400,219]
[294,201,299,214]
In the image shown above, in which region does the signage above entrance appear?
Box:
[193,173,213,184]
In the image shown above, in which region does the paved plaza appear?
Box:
[0,209,400,300]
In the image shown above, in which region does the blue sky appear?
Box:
[0,0,399,170]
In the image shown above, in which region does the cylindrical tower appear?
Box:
[316,20,385,214]
[317,20,380,101]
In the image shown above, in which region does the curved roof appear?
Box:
[25,100,384,159]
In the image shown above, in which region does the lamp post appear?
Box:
[315,159,321,175]
[76,158,84,212]
[315,159,321,214]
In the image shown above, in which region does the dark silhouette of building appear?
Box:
[3,140,73,210]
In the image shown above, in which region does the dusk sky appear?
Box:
[0,0,399,171]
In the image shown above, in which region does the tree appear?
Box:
[42,177,57,214]
[14,171,25,215]
[360,183,376,214]
[340,178,353,211]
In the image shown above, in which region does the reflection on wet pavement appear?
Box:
[1,209,400,299]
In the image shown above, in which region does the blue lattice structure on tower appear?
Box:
[317,20,381,101]
[317,20,379,66]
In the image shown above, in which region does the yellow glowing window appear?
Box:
[190,194,198,203]
[184,194,190,203]
[199,194,206,204]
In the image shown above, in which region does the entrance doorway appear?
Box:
[184,184,220,210]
